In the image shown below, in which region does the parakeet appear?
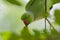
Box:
[21,0,45,26]
[21,12,34,26]
[21,0,60,26]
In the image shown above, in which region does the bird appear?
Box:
[21,0,46,26]
[21,0,52,26]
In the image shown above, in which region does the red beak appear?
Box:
[23,19,29,26]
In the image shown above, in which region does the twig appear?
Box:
[45,0,47,31]
[46,19,57,31]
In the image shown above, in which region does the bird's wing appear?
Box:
[25,0,45,20]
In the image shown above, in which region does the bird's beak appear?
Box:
[23,20,29,26]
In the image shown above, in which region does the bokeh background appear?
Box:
[0,0,60,40]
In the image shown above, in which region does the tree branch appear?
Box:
[46,19,57,31]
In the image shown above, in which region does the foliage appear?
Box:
[5,0,22,6]
[1,0,60,40]
[54,10,60,25]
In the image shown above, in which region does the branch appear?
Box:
[45,0,47,30]
[46,19,57,31]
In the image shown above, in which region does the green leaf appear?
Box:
[1,32,12,40]
[51,29,59,35]
[47,0,60,14]
[6,0,22,6]
[50,34,60,40]
[41,29,50,40]
[48,29,60,40]
[20,27,33,40]
[32,30,40,40]
[50,0,60,5]
[54,10,60,25]
[8,32,20,40]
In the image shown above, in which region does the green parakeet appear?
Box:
[21,0,45,26]
[21,0,59,26]
[21,12,34,26]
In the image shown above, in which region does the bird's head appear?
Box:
[21,12,34,26]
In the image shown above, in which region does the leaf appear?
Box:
[32,30,40,40]
[8,32,20,40]
[47,0,60,15]
[41,29,50,40]
[54,10,60,25]
[48,29,60,40]
[50,0,60,5]
[51,29,59,35]
[1,32,12,40]
[6,0,22,6]
[20,27,33,40]
[50,34,60,40]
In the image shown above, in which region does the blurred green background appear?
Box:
[0,0,60,40]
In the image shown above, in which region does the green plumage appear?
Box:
[21,0,46,25]
[21,12,34,24]
[26,0,45,20]
[21,0,59,23]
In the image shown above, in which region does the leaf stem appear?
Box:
[45,0,47,31]
[46,19,57,31]
[45,17,46,30]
